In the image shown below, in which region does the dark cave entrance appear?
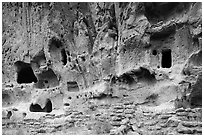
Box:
[43,99,52,113]
[29,103,43,112]
[48,37,68,66]
[29,99,52,113]
[152,49,157,56]
[14,61,38,84]
[189,75,202,108]
[48,37,63,50]
[67,81,79,92]
[120,74,135,85]
[135,67,156,84]
[161,49,172,68]
[144,2,180,23]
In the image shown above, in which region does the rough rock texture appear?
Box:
[2,2,202,135]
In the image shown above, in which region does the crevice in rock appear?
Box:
[61,48,67,65]
[7,111,12,119]
[150,25,176,40]
[14,61,38,84]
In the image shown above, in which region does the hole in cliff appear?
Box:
[81,56,86,62]
[7,111,12,119]
[120,74,135,85]
[144,2,179,23]
[34,68,59,89]
[29,99,52,113]
[152,50,157,55]
[67,81,79,92]
[68,57,71,62]
[14,61,38,84]
[61,49,67,65]
[189,75,202,108]
[150,25,176,40]
[48,37,63,49]
[161,49,172,68]
[48,37,64,62]
[131,67,156,84]
[64,103,70,106]
[43,99,52,113]
[29,103,43,112]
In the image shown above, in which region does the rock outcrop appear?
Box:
[2,2,202,135]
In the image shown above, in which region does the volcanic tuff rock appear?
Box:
[2,2,202,135]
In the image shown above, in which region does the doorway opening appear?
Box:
[161,49,172,68]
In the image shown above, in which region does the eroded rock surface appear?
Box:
[2,2,202,135]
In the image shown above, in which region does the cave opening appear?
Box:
[144,2,179,23]
[29,103,43,112]
[67,81,79,92]
[120,74,135,85]
[14,61,38,84]
[132,67,156,84]
[152,49,157,55]
[61,48,67,65]
[43,99,52,113]
[190,96,202,108]
[189,75,202,108]
[29,99,52,113]
[48,37,63,50]
[7,111,12,119]
[34,68,59,89]
[161,49,172,68]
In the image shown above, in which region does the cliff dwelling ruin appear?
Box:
[2,2,202,135]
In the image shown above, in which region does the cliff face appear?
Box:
[2,2,202,135]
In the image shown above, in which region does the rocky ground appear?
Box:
[2,102,202,135]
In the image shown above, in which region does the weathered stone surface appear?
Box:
[181,121,202,128]
[176,112,189,116]
[124,109,135,114]
[2,2,202,135]
[159,114,172,119]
